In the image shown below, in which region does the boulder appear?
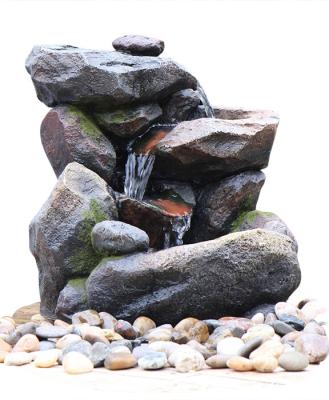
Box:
[153,112,279,183]
[162,89,201,123]
[86,229,300,325]
[25,45,197,108]
[29,162,118,319]
[56,278,88,320]
[91,220,149,255]
[112,35,165,57]
[231,210,298,251]
[186,171,265,243]
[93,103,162,138]
[41,106,116,181]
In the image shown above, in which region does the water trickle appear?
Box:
[197,84,215,118]
[171,214,192,246]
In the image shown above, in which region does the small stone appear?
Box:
[172,349,206,372]
[265,313,277,325]
[13,334,39,352]
[112,34,165,56]
[56,334,82,350]
[207,327,233,348]
[108,345,131,355]
[133,316,156,336]
[249,339,284,359]
[149,341,180,357]
[238,337,263,358]
[252,355,278,372]
[104,352,137,370]
[217,337,245,356]
[281,331,301,345]
[244,304,276,319]
[251,313,265,324]
[36,325,69,339]
[132,344,154,360]
[5,352,33,366]
[279,314,305,331]
[188,321,209,343]
[0,338,12,353]
[231,327,245,338]
[295,333,329,363]
[146,328,172,342]
[39,341,56,351]
[206,354,230,369]
[108,340,133,352]
[62,340,92,359]
[0,351,9,363]
[272,320,295,336]
[102,329,123,341]
[114,320,138,340]
[279,351,309,371]
[138,352,167,370]
[99,312,117,330]
[171,330,189,344]
[187,340,215,359]
[71,310,101,326]
[34,349,59,368]
[16,322,38,337]
[275,302,299,319]
[301,300,327,323]
[303,321,326,336]
[218,317,254,332]
[31,314,47,323]
[90,342,111,367]
[174,318,199,334]
[54,320,71,329]
[227,356,254,372]
[63,351,94,374]
[203,320,221,334]
[0,318,15,335]
[242,324,275,342]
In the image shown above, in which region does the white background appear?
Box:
[0,0,328,317]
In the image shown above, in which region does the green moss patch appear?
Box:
[67,105,103,140]
[231,210,275,232]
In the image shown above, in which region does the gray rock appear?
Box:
[26,45,196,108]
[231,210,298,251]
[186,171,265,243]
[39,341,57,351]
[279,315,305,331]
[162,89,201,123]
[239,337,263,358]
[108,340,133,352]
[148,180,196,206]
[29,162,118,319]
[36,326,69,339]
[112,35,165,56]
[138,352,167,370]
[244,304,276,319]
[90,342,111,367]
[272,320,295,336]
[86,229,300,325]
[62,340,92,359]
[93,104,162,138]
[153,112,279,183]
[91,220,149,255]
[41,106,116,182]
[56,278,88,320]
[279,351,309,371]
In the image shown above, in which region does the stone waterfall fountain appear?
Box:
[26,35,301,325]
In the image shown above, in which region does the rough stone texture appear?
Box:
[25,45,197,108]
[162,89,201,123]
[93,103,162,138]
[86,229,300,325]
[112,35,165,57]
[91,220,149,255]
[29,162,118,319]
[231,210,298,252]
[186,171,265,243]
[148,180,196,206]
[153,113,279,183]
[41,106,116,182]
[56,278,88,320]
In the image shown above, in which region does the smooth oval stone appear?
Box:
[242,324,275,342]
[279,351,309,371]
[34,349,59,368]
[174,318,199,334]
[56,334,82,350]
[174,349,206,372]
[13,334,39,352]
[227,356,254,371]
[303,321,326,336]
[217,337,244,356]
[36,326,69,339]
[207,327,233,348]
[62,340,92,358]
[114,320,138,340]
[99,312,117,330]
[171,330,189,344]
[133,316,156,336]
[138,351,167,370]
[132,344,154,360]
[112,35,165,57]
[251,313,265,324]
[301,301,327,323]
[218,317,254,332]
[104,352,137,370]
[188,321,209,343]
[272,320,295,336]
[103,329,124,341]
[71,310,101,326]
[279,315,305,331]
[252,355,278,372]
[90,342,111,367]
[149,341,180,357]
[54,319,71,329]
[5,351,33,366]
[63,351,94,374]
[39,341,56,351]
[108,339,133,351]
[231,327,245,338]
[295,333,329,363]
[206,354,230,369]
[146,328,172,342]
[0,338,12,353]
[275,302,299,319]
[238,337,263,358]
[249,339,284,360]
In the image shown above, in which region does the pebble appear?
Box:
[169,348,206,372]
[251,313,265,324]
[0,337,12,353]
[114,320,138,340]
[34,349,59,368]
[303,321,326,336]
[227,356,254,372]
[187,340,215,359]
[0,350,9,363]
[13,334,40,353]
[0,318,15,335]
[242,324,275,342]
[39,341,56,351]
[174,318,199,334]
[72,310,101,326]
[90,342,111,367]
[275,302,299,319]
[133,316,156,336]
[102,329,123,341]
[62,340,92,359]
[279,315,305,331]
[219,317,254,332]
[238,337,263,358]
[295,333,329,363]
[249,339,283,359]
[31,314,47,323]
[301,300,327,323]
[171,330,189,344]
[149,341,180,357]
[99,312,117,330]
[188,321,209,343]
[5,351,33,366]
[217,337,245,356]
[272,320,295,336]
[252,355,278,372]
[63,351,94,374]
[108,345,131,355]
[104,352,137,370]
[138,352,167,370]
[132,344,154,360]
[108,339,132,351]
[207,327,233,347]
[278,351,309,371]
[231,327,245,338]
[146,328,172,342]
[56,334,82,349]
[203,319,221,334]
[265,313,277,325]
[36,325,69,339]
[281,331,301,345]
[206,354,230,369]
[54,319,71,329]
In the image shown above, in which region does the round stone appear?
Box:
[149,341,180,357]
[174,318,199,334]
[252,355,278,372]
[5,351,33,366]
[272,320,295,336]
[108,345,131,355]
[104,352,137,370]
[36,325,69,339]
[238,337,263,358]
[188,321,209,343]
[54,319,71,329]
[303,321,326,336]
[90,342,111,367]
[72,310,101,326]
[227,356,254,372]
[0,350,9,363]
[279,351,309,371]
[281,331,301,345]
[187,340,215,359]
[203,319,221,334]
[56,334,82,350]
[99,312,117,330]
[63,351,94,374]
[301,301,327,323]
[265,313,277,325]
[108,339,133,351]
[249,339,284,359]
[146,328,172,342]
[138,352,167,370]
[242,324,275,342]
[114,320,138,340]
[0,318,15,335]
[206,354,230,369]
[275,302,299,319]
[34,349,59,368]
[171,330,189,344]
[170,348,206,372]
[132,344,154,360]
[39,341,56,351]
[62,340,92,358]
[295,333,329,363]
[217,337,244,356]
[13,334,39,353]
[251,313,265,324]
[133,316,156,336]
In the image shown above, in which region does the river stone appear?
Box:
[108,345,131,355]
[87,229,300,324]
[0,338,12,353]
[301,300,328,323]
[187,340,215,359]
[206,354,230,369]
[272,320,295,336]
[104,353,137,370]
[62,340,92,359]
[0,319,15,335]
[26,45,196,108]
[34,349,59,368]
[13,334,39,353]
[275,302,299,319]
[36,326,69,339]
[138,352,167,370]
[114,320,138,340]
[238,337,263,358]
[153,112,279,183]
[63,351,94,374]
[249,339,284,360]
[133,316,156,336]
[252,355,278,373]
[5,352,33,366]
[278,351,309,371]
[93,104,162,138]
[227,356,254,372]
[30,162,118,319]
[91,220,149,255]
[90,342,111,367]
[217,337,244,356]
[188,321,209,343]
[294,333,329,363]
[242,324,275,343]
[132,344,154,360]
[303,321,326,336]
[187,171,265,243]
[279,315,305,331]
[231,210,298,252]
[112,35,165,56]
[41,106,116,182]
[99,312,117,330]
[72,310,101,326]
[56,334,82,350]
[162,89,201,123]
[56,278,88,320]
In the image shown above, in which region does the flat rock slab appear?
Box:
[12,302,40,324]
[112,35,165,56]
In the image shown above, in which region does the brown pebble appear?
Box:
[252,355,278,372]
[227,356,254,371]
[133,316,156,336]
[13,334,40,353]
[174,318,199,334]
[104,353,137,370]
[188,321,209,343]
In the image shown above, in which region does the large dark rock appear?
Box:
[153,112,279,183]
[86,229,300,325]
[56,278,88,320]
[112,35,165,57]
[187,171,265,243]
[29,162,118,319]
[26,45,197,108]
[162,89,201,123]
[41,106,116,181]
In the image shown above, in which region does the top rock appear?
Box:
[112,35,165,57]
[25,45,197,108]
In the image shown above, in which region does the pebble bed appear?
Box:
[0,300,328,375]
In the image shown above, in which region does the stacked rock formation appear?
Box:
[26,35,301,323]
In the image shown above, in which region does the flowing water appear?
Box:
[197,84,215,118]
[171,214,192,246]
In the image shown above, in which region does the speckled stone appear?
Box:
[206,354,230,369]
[114,320,138,340]
[36,326,69,339]
[108,339,133,352]
[132,344,154,360]
[227,356,254,372]
[265,313,277,325]
[138,352,167,370]
[90,342,111,367]
[104,352,137,370]
[99,312,117,330]
[62,340,92,359]
[169,348,206,372]
[187,340,215,359]
[279,351,309,371]
[252,355,278,372]
[295,333,329,363]
[278,315,305,331]
[203,320,221,334]
[281,331,301,345]
[133,316,156,336]
[188,321,209,343]
[63,351,94,374]
[4,351,33,366]
[275,302,299,319]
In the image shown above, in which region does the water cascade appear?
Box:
[197,84,215,118]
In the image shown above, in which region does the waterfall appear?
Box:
[197,84,215,118]
[171,214,192,246]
